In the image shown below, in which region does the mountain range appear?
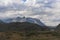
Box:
[0,16,59,32]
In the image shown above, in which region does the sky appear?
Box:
[0,0,60,26]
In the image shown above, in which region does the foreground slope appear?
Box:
[0,31,60,40]
[0,22,59,40]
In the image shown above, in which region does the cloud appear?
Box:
[0,0,60,26]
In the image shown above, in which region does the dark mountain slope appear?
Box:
[0,22,48,32]
[55,24,60,31]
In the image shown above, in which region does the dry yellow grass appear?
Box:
[0,31,60,40]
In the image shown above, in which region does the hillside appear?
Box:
[0,22,48,32]
[55,24,60,31]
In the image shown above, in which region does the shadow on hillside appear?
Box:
[0,22,48,32]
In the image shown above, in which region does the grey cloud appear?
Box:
[0,0,60,26]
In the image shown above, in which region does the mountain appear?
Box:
[0,20,4,24]
[0,22,47,32]
[26,17,45,26]
[55,24,60,31]
[2,17,45,26]
[57,24,60,27]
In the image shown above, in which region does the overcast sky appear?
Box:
[0,0,60,26]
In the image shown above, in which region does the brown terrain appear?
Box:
[0,22,60,40]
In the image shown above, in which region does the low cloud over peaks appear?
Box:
[0,0,60,26]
